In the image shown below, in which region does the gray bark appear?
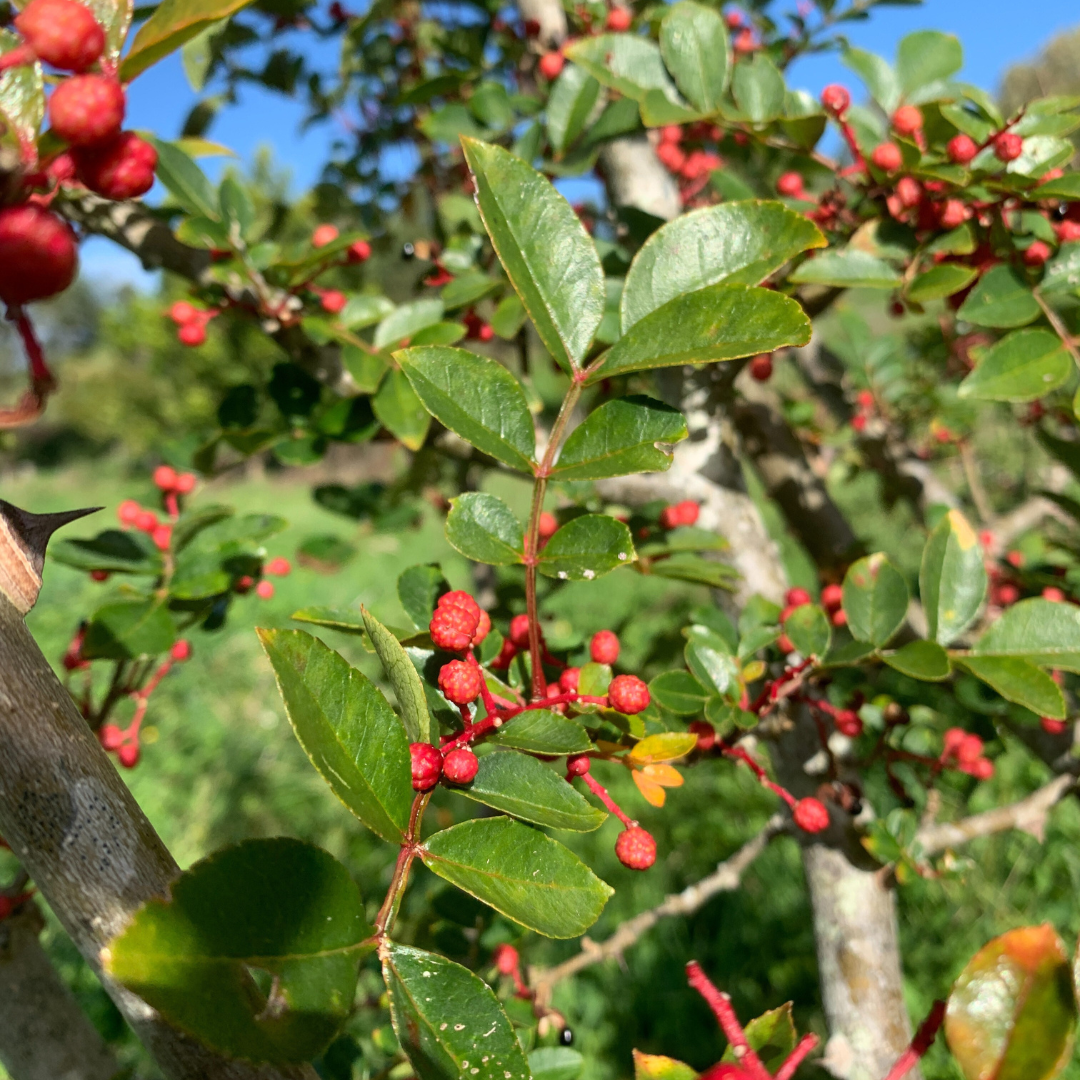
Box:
[598,137,681,222]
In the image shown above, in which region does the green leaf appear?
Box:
[342,295,395,332]
[445,492,524,566]
[373,367,431,451]
[842,46,900,113]
[150,138,219,219]
[0,30,43,151]
[171,504,235,552]
[50,529,160,574]
[649,555,736,589]
[383,944,531,1080]
[420,817,612,938]
[788,249,902,288]
[547,64,602,154]
[1039,242,1080,295]
[122,0,253,79]
[972,598,1080,673]
[946,925,1077,1080]
[634,1051,699,1080]
[896,30,962,96]
[783,604,831,658]
[956,657,1065,719]
[842,553,909,647]
[361,607,431,744]
[457,751,606,831]
[531,1047,584,1080]
[290,606,368,635]
[462,138,604,373]
[489,709,592,754]
[396,347,536,472]
[538,514,635,581]
[440,272,498,312]
[732,54,786,124]
[721,1004,797,1074]
[958,329,1071,403]
[957,266,1041,328]
[577,662,612,698]
[553,396,688,480]
[920,510,986,646]
[398,564,450,631]
[648,670,708,715]
[884,640,951,681]
[684,628,740,698]
[659,1,729,114]
[105,838,373,1063]
[1033,174,1080,200]
[83,601,176,660]
[906,264,978,304]
[621,201,824,330]
[374,300,445,350]
[592,284,810,383]
[257,629,413,839]
[566,34,680,104]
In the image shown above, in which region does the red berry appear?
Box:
[821,84,850,117]
[431,604,480,651]
[117,499,140,525]
[659,505,680,529]
[265,556,291,576]
[656,142,687,173]
[688,719,716,752]
[493,944,519,975]
[153,464,178,490]
[117,741,140,768]
[831,609,847,627]
[895,176,921,209]
[995,583,1020,606]
[438,659,483,704]
[410,742,443,790]
[347,239,371,262]
[891,105,923,136]
[151,524,172,551]
[509,613,532,648]
[1055,220,1080,243]
[134,510,157,532]
[857,390,875,409]
[538,511,559,539]
[438,590,480,615]
[49,74,125,147]
[606,6,631,30]
[1042,586,1065,602]
[312,224,339,248]
[992,131,1023,163]
[676,500,699,526]
[15,0,104,72]
[608,674,650,714]
[659,125,682,144]
[871,142,903,173]
[834,710,862,737]
[793,797,829,833]
[942,728,967,757]
[171,639,192,661]
[234,575,254,594]
[749,354,773,381]
[0,204,77,306]
[821,583,843,610]
[169,301,197,325]
[615,826,657,870]
[566,753,591,776]
[1041,717,1068,735]
[785,587,811,608]
[538,51,564,80]
[947,134,978,165]
[938,199,968,230]
[776,171,805,197]
[99,723,124,750]
[590,629,620,665]
[256,580,274,599]
[559,667,580,693]
[443,747,479,784]
[178,322,207,346]
[1023,241,1052,268]
[174,472,197,494]
[724,10,742,28]
[471,610,491,647]
[73,131,157,199]
[956,733,983,764]
[90,568,109,581]
[320,289,347,313]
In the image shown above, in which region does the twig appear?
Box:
[881,1001,946,1080]
[915,774,1074,857]
[957,441,993,525]
[529,815,786,1005]
[1035,289,1080,373]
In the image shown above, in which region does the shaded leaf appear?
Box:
[50,529,160,574]
[537,514,635,581]
[897,30,962,96]
[659,1,729,114]
[361,607,431,744]
[732,54,786,124]
[720,1004,797,1074]
[0,30,43,153]
[532,1047,584,1080]
[920,510,986,645]
[842,553,908,647]
[634,1052,699,1080]
[374,300,445,350]
[957,266,1040,328]
[566,34,680,104]
[884,640,951,681]
[398,564,450,631]
[445,492,524,566]
[783,604,831,657]
[83,601,176,660]
[373,367,431,451]
[956,656,1065,719]
[122,0,254,79]
[547,64,601,155]
[906,264,978,304]
[972,598,1080,673]
[958,329,1071,403]
[150,138,218,219]
[648,671,708,715]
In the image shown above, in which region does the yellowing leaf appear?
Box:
[633,770,668,806]
[628,731,698,764]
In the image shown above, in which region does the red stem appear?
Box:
[685,962,770,1080]
[579,771,634,827]
[773,1034,819,1080]
[719,742,798,809]
[881,1001,946,1080]
[12,308,53,388]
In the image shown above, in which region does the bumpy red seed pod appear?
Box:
[171,639,192,661]
[73,131,157,199]
[992,131,1023,162]
[470,609,491,647]
[438,659,483,705]
[559,667,580,693]
[590,630,619,665]
[509,613,532,648]
[410,742,443,791]
[891,105,923,136]
[538,51,564,80]
[947,134,978,165]
[608,674,650,714]
[785,587,811,607]
[153,465,177,490]
[99,723,124,750]
[48,75,125,147]
[430,604,480,652]
[442,747,479,784]
[438,590,480,617]
[821,583,843,610]
[566,753,591,776]
[0,205,77,306]
[615,826,657,870]
[538,511,559,539]
[1023,240,1051,267]
[871,142,903,173]
[605,6,631,31]
[792,797,829,833]
[15,0,105,72]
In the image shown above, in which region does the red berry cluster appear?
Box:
[659,500,700,529]
[430,590,490,651]
[168,301,218,347]
[463,309,494,341]
[310,223,371,263]
[409,740,480,790]
[851,389,875,433]
[655,124,723,206]
[940,729,994,780]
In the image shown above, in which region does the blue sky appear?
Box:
[86,0,1080,289]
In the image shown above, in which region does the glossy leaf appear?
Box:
[290,607,367,635]
[420,817,613,938]
[553,396,688,480]
[957,266,1041,328]
[621,201,824,330]
[456,750,606,831]
[0,30,43,152]
[537,514,635,581]
[83,601,176,660]
[906,264,978,304]
[628,732,697,764]
[398,564,450,631]
[972,598,1080,673]
[374,367,431,451]
[684,629,740,698]
[920,510,986,646]
[897,30,962,96]
[783,603,831,657]
[591,284,810,384]
[946,925,1076,1080]
[788,249,902,288]
[649,555,737,590]
[258,629,413,839]
[547,64,601,154]
[577,662,612,698]
[842,553,909,647]
[445,492,524,566]
[634,1052,699,1080]
[122,0,254,79]
[720,1003,797,1074]
[660,1,729,114]
[463,138,604,373]
[383,944,531,1080]
[956,656,1065,719]
[884,640,951,681]
[374,300,445,349]
[150,138,219,219]
[958,329,1071,403]
[1040,242,1080,295]
[488,709,592,754]
[361,607,431,744]
[732,54,786,123]
[531,1047,585,1080]
[397,346,536,472]
[566,34,680,104]
[842,46,900,113]
[105,838,373,1063]
[648,670,709,715]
